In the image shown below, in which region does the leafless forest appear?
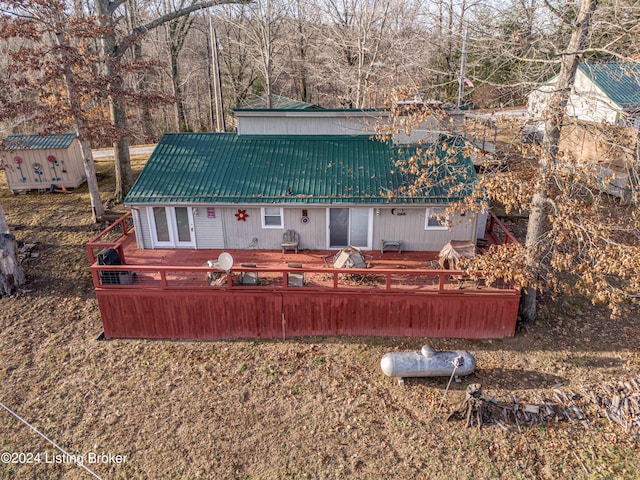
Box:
[1,0,638,146]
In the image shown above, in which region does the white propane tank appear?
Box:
[380,345,475,378]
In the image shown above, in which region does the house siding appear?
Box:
[219,205,478,251]
[283,207,326,249]
[372,207,477,251]
[220,206,327,250]
[193,207,225,248]
[234,110,445,144]
[236,113,375,136]
[568,71,619,124]
[528,68,630,125]
[136,207,152,249]
[132,204,477,252]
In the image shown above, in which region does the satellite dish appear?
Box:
[217,252,234,272]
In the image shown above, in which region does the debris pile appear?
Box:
[448,379,640,434]
[18,243,39,262]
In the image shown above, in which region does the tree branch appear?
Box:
[543,0,573,27]
[0,8,40,22]
[108,0,127,16]
[135,0,251,38]
[115,0,252,58]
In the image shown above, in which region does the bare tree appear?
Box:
[91,0,252,202]
[228,0,288,108]
[216,4,259,109]
[376,0,640,324]
[320,0,393,108]
[0,0,108,221]
[125,0,156,143]
[160,0,196,132]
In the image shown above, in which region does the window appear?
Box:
[261,207,283,228]
[425,207,449,230]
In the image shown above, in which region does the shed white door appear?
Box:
[148,206,195,248]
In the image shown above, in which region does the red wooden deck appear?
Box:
[87,213,521,340]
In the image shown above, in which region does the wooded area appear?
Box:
[0,0,637,142]
[0,0,639,319]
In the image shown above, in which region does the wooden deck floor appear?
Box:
[119,233,441,271]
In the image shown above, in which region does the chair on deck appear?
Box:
[281,229,300,254]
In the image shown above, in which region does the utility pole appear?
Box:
[209,16,225,132]
[457,26,468,108]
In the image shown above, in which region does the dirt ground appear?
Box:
[1,156,639,479]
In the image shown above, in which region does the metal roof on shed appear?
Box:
[2,133,76,150]
[579,62,640,110]
[125,133,476,205]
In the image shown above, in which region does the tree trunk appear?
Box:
[134,42,156,143]
[519,0,598,325]
[0,202,7,235]
[96,0,133,203]
[54,29,104,222]
[171,49,188,132]
[210,23,226,131]
[111,114,133,203]
[0,203,25,296]
[293,0,308,102]
[79,137,105,222]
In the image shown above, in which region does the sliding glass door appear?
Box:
[328,208,372,249]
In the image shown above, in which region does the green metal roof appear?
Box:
[579,62,640,110]
[125,133,477,205]
[235,94,323,111]
[2,133,76,150]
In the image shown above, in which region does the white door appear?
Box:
[172,207,195,247]
[148,206,195,248]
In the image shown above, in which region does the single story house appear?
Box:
[125,133,484,253]
[528,62,640,201]
[0,133,86,192]
[125,103,484,253]
[528,62,640,127]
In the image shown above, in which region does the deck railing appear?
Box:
[90,263,519,295]
[88,211,520,295]
[486,211,520,245]
[86,211,134,264]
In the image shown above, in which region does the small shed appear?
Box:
[0,133,86,192]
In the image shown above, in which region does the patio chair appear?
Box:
[281,229,300,254]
